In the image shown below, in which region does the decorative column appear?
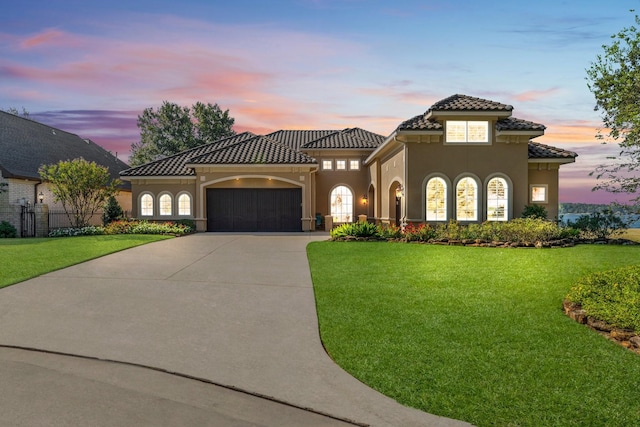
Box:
[35,203,49,237]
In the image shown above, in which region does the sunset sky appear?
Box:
[2,0,639,204]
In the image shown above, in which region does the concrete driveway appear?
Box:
[0,233,471,427]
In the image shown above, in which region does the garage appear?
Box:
[207,188,302,232]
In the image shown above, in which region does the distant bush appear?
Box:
[522,204,548,219]
[567,265,640,331]
[0,221,17,238]
[566,208,629,240]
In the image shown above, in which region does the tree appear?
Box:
[3,107,29,118]
[102,195,124,225]
[39,158,120,228]
[586,12,640,200]
[130,101,235,166]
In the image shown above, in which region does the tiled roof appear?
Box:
[428,94,513,113]
[528,142,577,159]
[120,132,257,177]
[496,117,545,131]
[266,130,336,151]
[189,135,316,165]
[397,115,443,131]
[0,111,130,189]
[301,128,384,149]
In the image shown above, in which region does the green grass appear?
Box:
[308,242,640,427]
[0,235,172,288]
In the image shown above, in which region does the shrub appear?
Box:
[403,222,436,242]
[567,208,629,239]
[522,204,548,219]
[0,221,17,238]
[102,195,124,225]
[104,220,134,235]
[49,226,105,237]
[129,220,193,235]
[377,224,403,240]
[567,265,640,331]
[330,221,379,239]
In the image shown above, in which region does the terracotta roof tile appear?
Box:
[528,141,577,159]
[497,117,545,131]
[397,115,443,131]
[428,94,513,112]
[301,128,383,149]
[189,135,316,165]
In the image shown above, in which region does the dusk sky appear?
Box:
[2,0,639,204]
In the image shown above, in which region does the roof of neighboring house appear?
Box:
[427,94,513,113]
[528,141,578,160]
[121,128,384,177]
[0,111,131,189]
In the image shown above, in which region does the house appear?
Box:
[0,111,132,235]
[120,94,577,232]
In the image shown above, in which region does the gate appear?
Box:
[21,204,35,237]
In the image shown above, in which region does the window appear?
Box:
[330,185,353,223]
[456,177,478,221]
[426,177,447,221]
[487,177,508,221]
[178,193,191,216]
[322,160,333,170]
[140,194,153,216]
[336,160,347,170]
[159,194,172,216]
[349,159,360,170]
[531,185,548,203]
[446,121,489,143]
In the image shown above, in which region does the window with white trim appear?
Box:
[487,177,508,221]
[330,185,353,223]
[446,121,489,143]
[159,194,172,216]
[530,185,548,203]
[349,159,360,170]
[336,160,347,170]
[426,177,447,221]
[322,160,333,170]
[140,194,153,216]
[456,177,478,221]
[178,193,192,216]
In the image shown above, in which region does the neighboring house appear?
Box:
[120,94,577,232]
[0,111,132,234]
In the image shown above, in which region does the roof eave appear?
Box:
[497,130,545,138]
[120,175,196,180]
[528,158,576,164]
[425,110,512,119]
[365,131,402,165]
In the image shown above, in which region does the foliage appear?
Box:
[522,204,548,219]
[330,221,379,238]
[0,180,6,194]
[3,107,30,118]
[130,101,235,166]
[102,195,124,225]
[331,218,568,245]
[566,208,630,239]
[586,13,640,200]
[0,235,171,289]
[39,158,120,228]
[0,221,17,238]
[560,202,636,215]
[50,220,194,237]
[567,265,640,331]
[308,242,640,427]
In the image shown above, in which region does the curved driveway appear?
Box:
[0,233,471,427]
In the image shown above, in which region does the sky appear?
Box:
[2,0,639,204]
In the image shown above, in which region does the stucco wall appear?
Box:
[528,164,560,220]
[377,147,406,222]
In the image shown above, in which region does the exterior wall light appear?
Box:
[395,184,404,199]
[362,195,368,204]
[38,191,44,203]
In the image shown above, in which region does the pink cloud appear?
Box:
[513,88,561,102]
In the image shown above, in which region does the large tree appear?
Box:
[586,13,640,200]
[39,158,120,228]
[130,101,235,166]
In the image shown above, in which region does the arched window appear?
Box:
[456,177,478,221]
[487,177,508,221]
[140,193,154,216]
[178,193,192,216]
[426,177,447,221]
[159,193,172,216]
[330,185,353,223]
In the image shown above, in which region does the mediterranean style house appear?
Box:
[120,94,577,232]
[0,111,131,235]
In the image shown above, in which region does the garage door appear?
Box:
[207,188,302,232]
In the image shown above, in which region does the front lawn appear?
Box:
[0,235,172,288]
[308,242,640,427]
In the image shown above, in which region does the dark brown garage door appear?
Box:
[207,188,302,232]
